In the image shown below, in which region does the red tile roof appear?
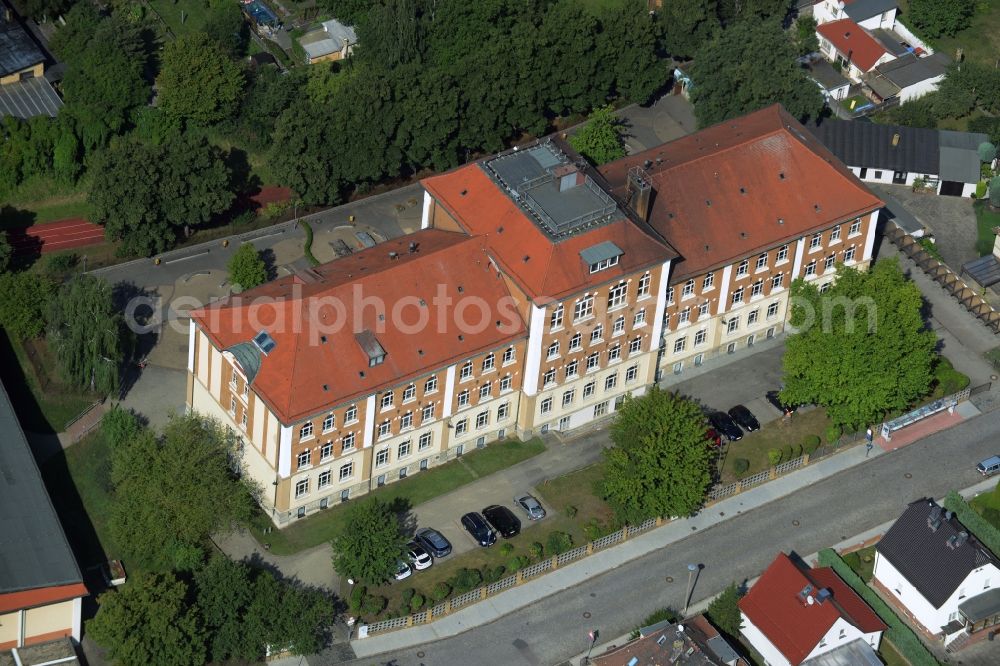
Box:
[599,105,883,281]
[739,553,887,665]
[817,19,890,72]
[191,229,526,424]
[422,162,676,301]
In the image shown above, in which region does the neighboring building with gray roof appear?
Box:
[808,118,988,196]
[814,0,898,32]
[0,75,61,119]
[873,499,1000,647]
[802,57,850,101]
[0,378,87,652]
[863,52,949,104]
[0,1,44,83]
[298,18,358,65]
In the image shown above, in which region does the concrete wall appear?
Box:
[0,598,79,650]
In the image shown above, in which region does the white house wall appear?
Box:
[740,612,792,666]
[803,617,882,661]
[899,75,944,104]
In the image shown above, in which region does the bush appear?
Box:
[499,542,514,557]
[767,449,782,466]
[945,492,1000,560]
[529,542,544,560]
[432,582,451,601]
[977,180,989,199]
[583,519,613,541]
[300,220,319,267]
[823,424,841,444]
[508,555,530,571]
[565,505,578,518]
[934,356,970,395]
[990,176,1000,209]
[230,209,257,227]
[409,593,424,612]
[361,594,386,616]
[449,568,483,594]
[401,588,415,605]
[44,252,79,279]
[780,444,793,461]
[640,607,677,626]
[733,458,750,477]
[803,434,822,453]
[818,549,937,666]
[483,565,506,583]
[547,530,573,555]
[349,585,366,615]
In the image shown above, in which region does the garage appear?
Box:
[939,181,965,197]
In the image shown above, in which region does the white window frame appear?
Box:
[345,405,358,424]
[550,304,564,330]
[607,281,628,310]
[540,397,553,415]
[381,391,394,410]
[776,244,789,263]
[638,272,652,298]
[482,353,495,373]
[339,462,354,482]
[674,337,686,354]
[322,413,335,433]
[703,272,715,290]
[547,340,560,359]
[295,478,309,499]
[300,422,313,440]
[736,259,749,277]
[424,376,438,393]
[342,432,356,452]
[375,447,390,468]
[574,295,595,322]
[755,252,768,271]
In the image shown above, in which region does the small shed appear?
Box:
[299,18,358,65]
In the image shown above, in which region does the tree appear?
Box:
[331,496,407,584]
[319,0,372,25]
[794,16,819,56]
[597,1,666,103]
[0,233,11,273]
[48,275,127,394]
[195,555,258,662]
[228,243,268,291]
[110,413,258,570]
[357,0,424,68]
[691,18,824,127]
[717,0,791,26]
[990,176,1000,209]
[0,272,55,339]
[204,0,250,57]
[157,32,245,126]
[907,0,975,39]
[19,0,75,22]
[781,259,937,429]
[658,0,719,60]
[89,136,234,256]
[706,583,743,638]
[979,142,997,164]
[87,571,207,666]
[570,105,626,166]
[601,387,714,524]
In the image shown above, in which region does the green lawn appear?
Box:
[842,545,877,583]
[1,176,91,226]
[253,438,547,555]
[878,638,910,666]
[718,408,832,484]
[974,201,1000,256]
[535,461,616,542]
[146,0,215,37]
[909,0,1000,70]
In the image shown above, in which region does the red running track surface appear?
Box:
[6,218,106,255]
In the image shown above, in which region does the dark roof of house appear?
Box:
[873,53,949,89]
[802,58,850,91]
[962,254,1000,288]
[843,0,897,22]
[876,499,1000,609]
[0,6,45,78]
[958,587,1000,624]
[0,75,62,119]
[808,119,939,175]
[870,29,911,57]
[799,638,883,666]
[938,129,990,182]
[0,378,84,596]
[593,615,743,666]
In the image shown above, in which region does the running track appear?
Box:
[5,187,293,256]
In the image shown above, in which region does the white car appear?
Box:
[394,560,412,581]
[408,542,433,571]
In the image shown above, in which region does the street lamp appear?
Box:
[583,628,599,665]
[683,563,700,616]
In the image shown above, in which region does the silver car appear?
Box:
[515,494,546,520]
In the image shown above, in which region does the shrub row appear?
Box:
[300,220,319,266]
[817,549,939,666]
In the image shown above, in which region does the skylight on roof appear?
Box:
[252,330,276,355]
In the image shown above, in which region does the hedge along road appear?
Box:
[325,409,1000,666]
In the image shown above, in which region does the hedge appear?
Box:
[944,491,1000,557]
[817,549,940,666]
[300,220,320,267]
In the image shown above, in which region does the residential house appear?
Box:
[739,553,887,666]
[298,18,357,65]
[593,614,747,665]
[813,0,898,31]
[864,52,949,105]
[0,1,62,119]
[961,229,1000,293]
[809,119,989,196]
[816,18,894,82]
[801,57,851,102]
[873,499,1000,649]
[599,104,882,380]
[0,379,87,653]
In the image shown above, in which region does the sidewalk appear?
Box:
[351,441,885,658]
[878,400,980,451]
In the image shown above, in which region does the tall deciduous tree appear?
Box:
[691,17,824,127]
[89,136,234,256]
[228,243,268,291]
[717,0,792,26]
[781,259,937,429]
[907,0,975,38]
[658,0,719,60]
[87,572,207,666]
[0,272,55,339]
[109,413,259,571]
[602,387,714,524]
[331,496,407,584]
[570,105,626,166]
[157,31,245,126]
[597,1,666,103]
[707,583,743,638]
[47,275,127,394]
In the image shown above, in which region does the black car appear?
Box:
[708,411,743,442]
[460,512,497,547]
[482,505,522,538]
[414,527,452,558]
[728,405,760,432]
[765,390,798,415]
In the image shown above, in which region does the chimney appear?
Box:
[957,531,969,547]
[816,588,831,604]
[947,535,959,550]
[408,241,418,253]
[928,504,943,531]
[627,166,652,223]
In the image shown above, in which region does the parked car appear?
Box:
[414,527,452,558]
[705,428,722,448]
[728,405,760,432]
[977,455,1000,476]
[461,512,497,547]
[515,493,546,520]
[766,390,798,415]
[394,560,412,581]
[407,541,433,570]
[708,411,743,442]
[482,505,522,538]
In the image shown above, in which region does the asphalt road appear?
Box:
[319,410,1000,666]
